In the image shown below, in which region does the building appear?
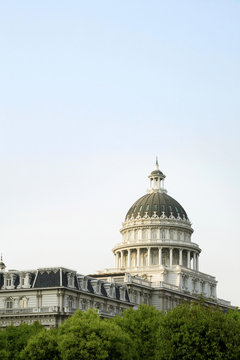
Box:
[0,265,132,328]
[0,161,232,328]
[94,160,232,311]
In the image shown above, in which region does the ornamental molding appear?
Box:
[121,214,193,232]
[125,211,191,223]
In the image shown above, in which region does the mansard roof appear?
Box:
[0,267,130,303]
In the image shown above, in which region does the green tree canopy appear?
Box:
[20,329,60,360]
[155,303,240,360]
[58,308,136,360]
[3,321,43,360]
[113,304,162,360]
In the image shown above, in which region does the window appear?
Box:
[152,229,157,239]
[19,297,27,309]
[6,298,13,309]
[175,207,179,213]
[67,296,73,308]
[153,204,157,212]
[169,205,172,212]
[6,279,11,287]
[142,229,147,240]
[139,205,142,212]
[146,204,150,212]
[161,205,165,212]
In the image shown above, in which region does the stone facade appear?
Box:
[0,268,132,328]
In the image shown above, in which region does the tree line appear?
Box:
[0,303,240,360]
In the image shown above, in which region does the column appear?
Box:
[114,253,117,268]
[128,249,131,268]
[59,290,64,312]
[158,247,162,265]
[179,249,183,266]
[137,248,140,267]
[169,248,173,266]
[196,254,199,271]
[187,251,191,269]
[148,247,151,266]
[193,252,196,270]
[120,251,123,268]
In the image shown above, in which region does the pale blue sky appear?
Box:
[0,1,240,305]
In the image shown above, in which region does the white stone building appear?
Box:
[0,161,233,328]
[94,160,232,311]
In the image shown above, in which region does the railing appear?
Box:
[151,281,179,290]
[217,298,231,306]
[124,274,151,287]
[113,240,200,250]
[0,306,60,315]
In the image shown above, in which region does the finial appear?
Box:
[0,253,6,271]
[155,156,159,170]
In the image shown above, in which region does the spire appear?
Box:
[0,254,6,271]
[155,156,159,170]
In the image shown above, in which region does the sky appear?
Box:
[0,0,240,305]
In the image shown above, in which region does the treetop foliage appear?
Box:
[0,304,239,360]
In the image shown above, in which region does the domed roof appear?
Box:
[125,192,188,220]
[150,169,164,176]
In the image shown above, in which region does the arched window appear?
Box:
[19,297,27,309]
[6,278,12,287]
[67,296,73,308]
[6,297,13,309]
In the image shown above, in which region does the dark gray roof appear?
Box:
[126,192,188,220]
[150,169,164,176]
[34,270,60,288]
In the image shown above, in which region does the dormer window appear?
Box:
[153,204,158,212]
[67,273,75,288]
[4,273,16,289]
[146,204,150,212]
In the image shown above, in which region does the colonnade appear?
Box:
[115,247,199,271]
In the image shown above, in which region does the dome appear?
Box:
[125,191,188,220]
[150,169,164,176]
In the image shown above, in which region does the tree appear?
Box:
[155,303,240,360]
[0,329,8,360]
[4,321,43,360]
[20,329,60,360]
[113,304,162,360]
[58,308,136,360]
